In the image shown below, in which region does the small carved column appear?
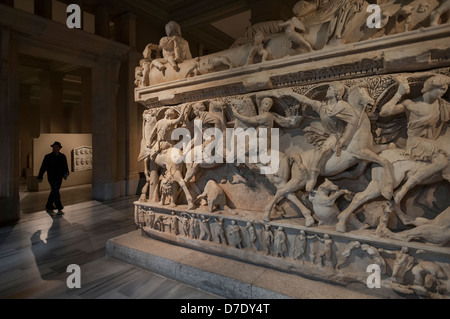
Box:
[0,27,20,224]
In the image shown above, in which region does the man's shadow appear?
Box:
[30,212,86,282]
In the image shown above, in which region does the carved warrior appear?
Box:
[379,75,450,205]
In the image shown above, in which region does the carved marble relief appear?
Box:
[135,0,449,87]
[71,146,93,172]
[134,1,450,299]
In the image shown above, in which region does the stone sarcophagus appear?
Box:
[133,0,450,298]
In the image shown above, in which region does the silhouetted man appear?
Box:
[38,141,69,215]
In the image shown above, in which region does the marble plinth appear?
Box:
[106,229,378,299]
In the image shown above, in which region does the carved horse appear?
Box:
[263,84,395,229]
[336,147,450,232]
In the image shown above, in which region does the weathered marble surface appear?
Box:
[134,1,450,298]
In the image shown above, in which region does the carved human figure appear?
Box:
[178,213,190,237]
[336,241,360,270]
[313,234,334,267]
[392,206,450,246]
[288,83,357,192]
[151,21,192,72]
[138,109,158,202]
[228,220,243,248]
[379,246,415,283]
[148,105,190,161]
[246,31,270,65]
[231,94,303,143]
[396,5,414,32]
[169,212,179,235]
[215,217,228,245]
[136,208,145,229]
[188,214,200,239]
[261,224,274,255]
[245,222,258,250]
[141,43,160,86]
[146,210,156,229]
[285,84,357,191]
[154,215,168,232]
[159,171,176,207]
[361,244,387,275]
[183,102,224,181]
[134,59,145,87]
[292,230,307,260]
[285,84,395,201]
[379,75,450,205]
[279,1,314,51]
[327,0,364,44]
[199,215,212,241]
[274,227,288,257]
[375,205,393,238]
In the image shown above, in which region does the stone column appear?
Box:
[80,67,92,133]
[94,2,110,38]
[50,72,64,133]
[0,27,20,225]
[112,11,140,196]
[34,0,52,19]
[39,71,51,133]
[112,12,137,49]
[91,57,121,201]
[127,50,143,196]
[39,71,64,133]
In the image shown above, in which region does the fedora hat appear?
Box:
[51,141,62,148]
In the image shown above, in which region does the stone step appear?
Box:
[106,230,379,299]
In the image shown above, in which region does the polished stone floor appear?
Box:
[0,184,220,299]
